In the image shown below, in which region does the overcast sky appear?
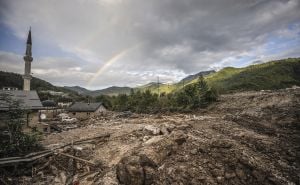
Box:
[0,0,300,90]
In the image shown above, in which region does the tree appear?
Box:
[197,75,209,95]
[95,95,112,109]
[113,94,129,111]
[197,75,218,107]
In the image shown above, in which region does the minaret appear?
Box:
[23,28,33,91]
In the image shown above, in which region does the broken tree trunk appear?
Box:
[0,133,110,167]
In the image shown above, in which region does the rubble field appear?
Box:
[1,88,300,185]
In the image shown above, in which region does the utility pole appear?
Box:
[157,76,160,97]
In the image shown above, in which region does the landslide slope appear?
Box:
[6,88,299,185]
[154,88,300,185]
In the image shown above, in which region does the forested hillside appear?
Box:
[0,71,77,95]
[205,58,300,93]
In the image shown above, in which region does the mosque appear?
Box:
[0,28,43,127]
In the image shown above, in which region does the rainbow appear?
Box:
[87,44,141,87]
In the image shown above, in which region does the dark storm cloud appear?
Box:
[128,0,300,72]
[0,0,299,88]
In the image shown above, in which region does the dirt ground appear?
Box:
[2,88,300,185]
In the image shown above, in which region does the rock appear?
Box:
[222,114,233,120]
[211,139,233,148]
[115,111,132,118]
[225,172,236,179]
[50,165,58,175]
[143,135,151,142]
[37,171,44,179]
[117,130,187,185]
[54,171,67,185]
[169,130,187,145]
[139,140,175,165]
[144,125,161,135]
[116,156,144,185]
[216,176,225,183]
[190,149,198,155]
[235,169,246,180]
[160,126,169,135]
[165,123,176,132]
[116,155,155,185]
[212,168,224,177]
[144,136,164,146]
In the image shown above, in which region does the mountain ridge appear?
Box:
[179,70,216,83]
[1,58,299,96]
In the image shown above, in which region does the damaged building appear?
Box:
[67,102,107,119]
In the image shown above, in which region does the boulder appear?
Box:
[144,125,161,135]
[117,131,187,185]
[116,155,156,185]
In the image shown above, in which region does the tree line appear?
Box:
[95,76,218,113]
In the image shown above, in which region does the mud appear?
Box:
[1,88,299,185]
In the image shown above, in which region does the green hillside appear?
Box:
[1,58,299,96]
[0,71,79,96]
[63,86,91,95]
[135,82,175,94]
[206,58,300,93]
[137,58,300,94]
[0,71,59,91]
[92,86,132,96]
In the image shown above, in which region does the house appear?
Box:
[0,90,43,128]
[67,102,107,119]
[41,100,58,118]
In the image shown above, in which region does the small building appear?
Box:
[0,90,43,128]
[67,102,106,119]
[41,100,58,118]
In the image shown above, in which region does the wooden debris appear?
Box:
[0,150,53,167]
[56,152,96,166]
